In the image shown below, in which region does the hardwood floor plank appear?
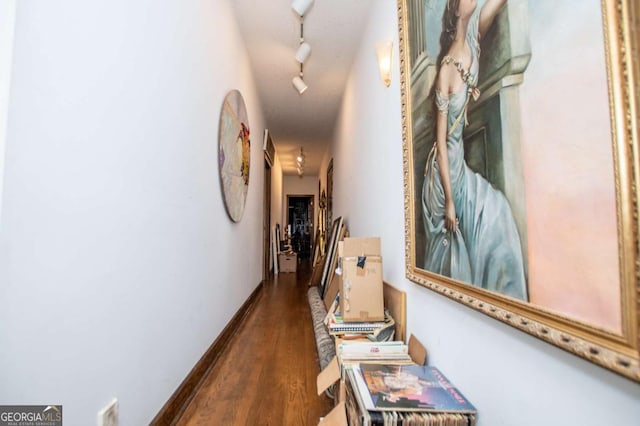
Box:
[151,283,264,425]
[176,261,333,425]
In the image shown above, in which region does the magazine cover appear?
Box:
[353,364,477,413]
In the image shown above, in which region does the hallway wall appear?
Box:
[0,1,265,424]
[0,0,15,222]
[329,1,640,425]
[271,154,284,232]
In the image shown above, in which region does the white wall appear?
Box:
[331,1,640,425]
[0,1,265,424]
[269,154,283,272]
[318,148,332,193]
[271,154,283,231]
[0,0,16,226]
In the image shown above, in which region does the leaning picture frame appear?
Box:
[397,0,639,381]
[320,216,344,298]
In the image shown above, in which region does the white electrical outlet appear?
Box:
[97,398,118,426]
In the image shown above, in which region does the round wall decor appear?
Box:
[218,90,250,222]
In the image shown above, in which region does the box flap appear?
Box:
[343,237,380,257]
[318,402,347,426]
[408,334,428,365]
[337,379,346,403]
[317,356,340,396]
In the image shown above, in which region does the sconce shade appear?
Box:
[295,42,312,63]
[291,0,314,17]
[375,40,393,87]
[292,76,308,94]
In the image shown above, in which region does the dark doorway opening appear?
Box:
[287,195,314,260]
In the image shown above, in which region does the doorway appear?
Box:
[287,195,314,260]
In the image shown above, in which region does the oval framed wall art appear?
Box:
[218,90,250,222]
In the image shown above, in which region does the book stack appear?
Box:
[345,363,477,426]
[337,341,412,364]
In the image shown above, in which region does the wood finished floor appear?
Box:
[176,261,333,425]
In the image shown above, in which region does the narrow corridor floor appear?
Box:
[176,261,333,425]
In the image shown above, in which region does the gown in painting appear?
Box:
[421,13,528,301]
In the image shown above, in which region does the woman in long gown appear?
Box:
[422,0,528,300]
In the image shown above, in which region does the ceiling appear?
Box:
[230,0,374,176]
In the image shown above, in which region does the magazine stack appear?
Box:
[344,363,477,426]
[326,310,396,340]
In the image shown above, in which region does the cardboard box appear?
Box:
[278,252,297,273]
[315,335,428,426]
[339,237,384,322]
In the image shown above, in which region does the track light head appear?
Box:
[295,42,312,64]
[296,147,305,164]
[291,0,314,17]
[292,76,308,94]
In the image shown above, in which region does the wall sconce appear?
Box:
[375,40,393,87]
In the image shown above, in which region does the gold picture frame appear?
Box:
[397,0,639,381]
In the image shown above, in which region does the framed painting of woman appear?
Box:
[398,0,640,381]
